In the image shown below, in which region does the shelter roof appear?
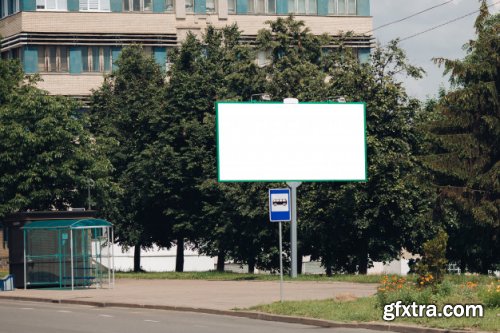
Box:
[22,219,111,230]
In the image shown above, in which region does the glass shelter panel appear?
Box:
[23,220,113,289]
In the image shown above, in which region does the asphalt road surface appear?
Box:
[0,300,388,333]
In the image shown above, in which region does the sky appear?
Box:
[371,0,500,101]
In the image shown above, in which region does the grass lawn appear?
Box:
[250,297,500,332]
[249,274,500,332]
[115,270,381,283]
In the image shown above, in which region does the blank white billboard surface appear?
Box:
[216,102,367,182]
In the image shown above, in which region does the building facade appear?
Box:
[0,0,372,97]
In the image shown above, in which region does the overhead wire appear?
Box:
[364,0,455,34]
[399,1,500,42]
[369,1,500,76]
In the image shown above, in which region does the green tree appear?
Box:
[316,41,434,274]
[88,44,167,271]
[422,2,499,273]
[156,25,270,272]
[0,60,112,217]
[0,56,23,105]
[256,15,329,100]
[256,16,434,275]
[157,33,214,272]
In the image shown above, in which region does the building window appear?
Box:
[185,0,193,12]
[165,0,174,11]
[82,46,112,72]
[38,46,69,72]
[247,0,275,14]
[166,47,173,71]
[288,0,316,15]
[227,0,235,13]
[79,0,110,11]
[2,0,20,16]
[206,0,215,13]
[142,46,153,56]
[328,0,356,15]
[1,48,21,60]
[123,0,152,11]
[36,0,67,10]
[256,49,271,67]
[8,48,21,60]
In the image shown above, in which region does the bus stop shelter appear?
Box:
[22,218,114,290]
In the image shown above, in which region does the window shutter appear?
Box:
[235,0,247,13]
[23,46,39,74]
[194,0,205,13]
[356,0,369,16]
[276,0,287,14]
[317,0,327,15]
[69,47,83,74]
[153,47,167,70]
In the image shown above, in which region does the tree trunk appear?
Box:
[248,257,256,274]
[216,249,225,272]
[297,254,303,275]
[133,244,141,272]
[175,237,184,272]
[460,258,466,274]
[479,262,490,275]
[325,265,332,277]
[358,246,368,275]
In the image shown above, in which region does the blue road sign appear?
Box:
[269,189,291,222]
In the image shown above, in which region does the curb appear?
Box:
[0,295,484,333]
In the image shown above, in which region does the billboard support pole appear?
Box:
[283,97,301,279]
[287,181,301,278]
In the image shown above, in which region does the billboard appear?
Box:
[216,102,367,182]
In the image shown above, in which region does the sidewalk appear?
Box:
[0,280,479,333]
[0,279,377,310]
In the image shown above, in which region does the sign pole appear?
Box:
[279,221,283,302]
[269,188,291,301]
[287,181,301,278]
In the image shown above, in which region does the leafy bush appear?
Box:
[376,274,499,310]
[480,280,500,307]
[376,275,433,307]
[415,229,448,286]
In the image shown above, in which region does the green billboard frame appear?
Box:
[215,101,368,183]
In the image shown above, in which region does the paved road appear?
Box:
[0,300,386,333]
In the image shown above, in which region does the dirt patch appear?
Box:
[334,293,358,302]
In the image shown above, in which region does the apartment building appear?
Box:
[0,0,372,97]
